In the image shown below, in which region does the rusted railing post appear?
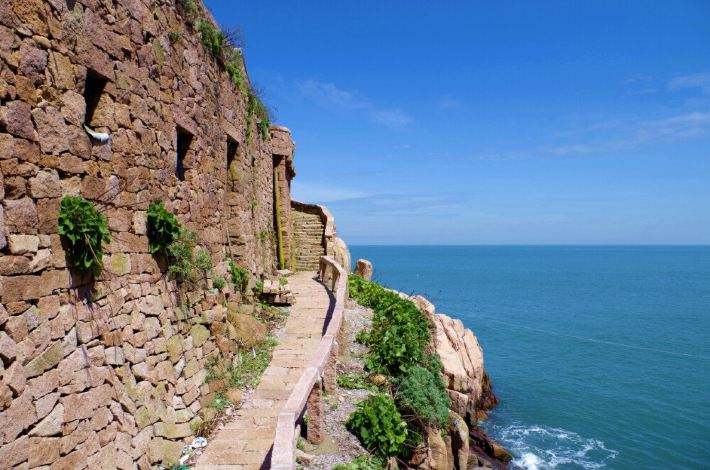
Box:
[306,378,325,444]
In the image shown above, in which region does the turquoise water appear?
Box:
[349,246,710,469]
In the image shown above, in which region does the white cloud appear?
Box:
[293,78,413,130]
[668,72,710,96]
[371,109,413,129]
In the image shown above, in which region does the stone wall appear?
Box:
[0,0,296,467]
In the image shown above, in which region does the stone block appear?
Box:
[165,335,183,362]
[8,234,39,254]
[153,421,191,439]
[0,389,37,442]
[2,100,36,140]
[0,331,18,362]
[18,42,47,85]
[148,437,183,465]
[105,346,125,365]
[189,324,209,347]
[28,436,61,467]
[0,435,28,468]
[29,169,62,198]
[4,360,26,395]
[30,403,64,436]
[25,341,62,378]
[4,197,38,234]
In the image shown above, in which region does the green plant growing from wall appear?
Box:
[225,51,248,95]
[253,279,264,296]
[57,195,111,275]
[147,201,181,256]
[167,229,198,282]
[246,89,271,142]
[168,30,182,43]
[196,18,226,58]
[228,260,249,293]
[194,248,213,271]
[177,0,197,18]
[212,275,226,291]
[346,394,408,457]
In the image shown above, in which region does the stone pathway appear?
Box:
[195,272,332,470]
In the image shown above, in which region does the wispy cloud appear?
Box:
[472,111,710,160]
[295,79,369,111]
[294,79,413,130]
[668,72,710,96]
[291,181,372,203]
[437,95,461,110]
[371,109,413,129]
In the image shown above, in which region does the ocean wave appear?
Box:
[488,423,619,469]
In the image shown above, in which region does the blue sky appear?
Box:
[206,1,710,244]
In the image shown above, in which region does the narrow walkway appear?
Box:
[195,272,331,469]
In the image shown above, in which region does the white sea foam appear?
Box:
[490,423,619,469]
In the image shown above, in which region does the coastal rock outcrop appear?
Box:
[407,294,507,469]
[410,295,498,423]
[355,259,373,280]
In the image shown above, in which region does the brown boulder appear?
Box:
[355,259,373,280]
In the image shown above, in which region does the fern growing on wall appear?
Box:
[57,195,111,275]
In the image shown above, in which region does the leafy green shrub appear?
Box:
[348,275,432,375]
[346,394,408,457]
[333,455,385,470]
[213,276,226,290]
[228,260,248,293]
[196,19,226,58]
[395,365,450,428]
[57,196,110,274]
[147,201,181,256]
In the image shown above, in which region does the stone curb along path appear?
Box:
[195,271,332,469]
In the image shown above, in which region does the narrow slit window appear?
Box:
[176,126,192,181]
[226,136,238,170]
[84,70,108,126]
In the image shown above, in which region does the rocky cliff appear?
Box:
[410,295,509,469]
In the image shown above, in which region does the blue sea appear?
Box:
[349,246,710,469]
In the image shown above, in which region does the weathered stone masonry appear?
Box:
[0,0,298,467]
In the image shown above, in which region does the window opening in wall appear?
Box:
[176,126,193,181]
[83,70,110,142]
[84,70,107,126]
[226,136,238,169]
